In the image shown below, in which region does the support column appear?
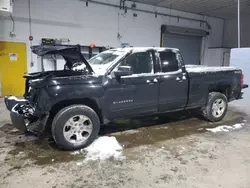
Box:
[238,0,241,48]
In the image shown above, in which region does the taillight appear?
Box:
[240,74,244,87]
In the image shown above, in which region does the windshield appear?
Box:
[89,51,120,65]
[73,50,126,74]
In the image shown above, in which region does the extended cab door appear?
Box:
[104,51,159,119]
[157,50,189,112]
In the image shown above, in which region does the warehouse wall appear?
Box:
[0,0,224,73]
[223,16,250,48]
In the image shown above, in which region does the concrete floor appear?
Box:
[0,99,250,188]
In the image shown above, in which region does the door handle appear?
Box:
[146,80,154,85]
[153,78,158,83]
[176,77,183,82]
[146,78,158,84]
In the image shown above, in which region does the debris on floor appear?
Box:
[206,123,245,133]
[15,135,37,143]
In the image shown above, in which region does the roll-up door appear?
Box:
[161,25,208,65]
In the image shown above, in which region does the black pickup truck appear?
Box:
[5,45,248,150]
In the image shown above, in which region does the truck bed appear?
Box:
[185,65,241,73]
[184,65,243,109]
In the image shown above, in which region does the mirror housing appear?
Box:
[114,66,133,77]
[181,65,186,72]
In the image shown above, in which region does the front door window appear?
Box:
[119,52,154,74]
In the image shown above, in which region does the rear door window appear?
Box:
[159,51,179,72]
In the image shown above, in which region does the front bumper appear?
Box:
[5,96,30,132]
[10,108,28,132]
[5,96,49,134]
[5,96,34,132]
[5,96,27,111]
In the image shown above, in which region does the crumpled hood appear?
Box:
[73,64,110,75]
[25,70,90,88]
[31,44,94,73]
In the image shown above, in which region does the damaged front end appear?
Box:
[4,96,42,133]
[5,44,93,134]
[4,71,49,134]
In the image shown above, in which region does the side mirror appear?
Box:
[181,65,186,72]
[114,66,133,77]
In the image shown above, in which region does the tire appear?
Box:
[202,92,228,122]
[51,105,100,150]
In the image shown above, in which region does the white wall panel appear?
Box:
[203,48,231,67]
[0,0,224,73]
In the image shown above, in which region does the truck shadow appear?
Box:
[99,109,247,148]
[100,110,204,135]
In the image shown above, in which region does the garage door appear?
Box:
[164,33,202,65]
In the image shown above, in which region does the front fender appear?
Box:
[36,84,105,114]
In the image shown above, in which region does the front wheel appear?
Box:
[51,105,100,150]
[202,92,228,122]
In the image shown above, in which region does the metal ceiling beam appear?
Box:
[80,0,211,29]
[132,0,250,19]
[198,0,248,14]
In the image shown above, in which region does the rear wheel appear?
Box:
[51,105,100,150]
[202,92,228,122]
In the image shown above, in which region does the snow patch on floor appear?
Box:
[206,123,245,133]
[232,123,243,130]
[72,136,124,161]
[84,136,124,161]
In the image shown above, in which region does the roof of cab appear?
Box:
[111,47,179,53]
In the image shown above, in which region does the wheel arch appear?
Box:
[208,84,231,101]
[44,98,103,134]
